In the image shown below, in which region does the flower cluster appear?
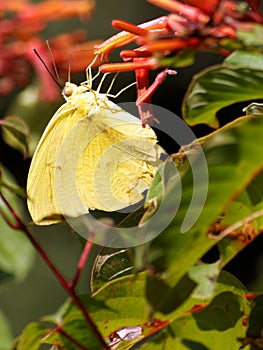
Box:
[0,0,99,101]
[94,0,262,123]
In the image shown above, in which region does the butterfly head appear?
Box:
[62,82,87,100]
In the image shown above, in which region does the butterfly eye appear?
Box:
[63,85,73,97]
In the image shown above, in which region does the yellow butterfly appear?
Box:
[27,68,162,225]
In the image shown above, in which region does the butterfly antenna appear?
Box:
[33,48,62,89]
[46,40,62,85]
[68,54,72,84]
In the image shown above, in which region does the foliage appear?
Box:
[1,0,263,349]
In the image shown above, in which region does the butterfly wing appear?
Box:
[28,91,163,225]
[27,96,90,225]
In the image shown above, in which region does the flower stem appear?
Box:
[70,233,95,288]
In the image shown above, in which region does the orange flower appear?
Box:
[0,0,99,101]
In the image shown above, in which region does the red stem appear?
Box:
[0,192,108,349]
[0,206,20,230]
[70,234,95,288]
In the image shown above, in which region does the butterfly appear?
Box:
[27,65,162,225]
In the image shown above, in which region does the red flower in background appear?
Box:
[0,0,99,101]
[94,0,263,124]
[96,0,263,67]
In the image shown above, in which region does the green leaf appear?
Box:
[135,336,209,350]
[60,319,106,350]
[55,273,192,348]
[145,165,163,202]
[0,310,13,350]
[246,295,263,337]
[0,116,30,158]
[137,292,249,350]
[182,65,263,127]
[85,273,148,331]
[146,273,197,314]
[146,116,263,312]
[237,23,263,50]
[188,261,221,299]
[91,247,133,293]
[0,168,26,199]
[60,274,166,349]
[43,274,149,349]
[246,171,263,207]
[216,270,247,295]
[16,323,46,350]
[189,117,263,267]
[160,49,196,68]
[0,165,35,285]
[17,269,252,349]
[16,318,93,350]
[217,169,263,267]
[224,51,263,70]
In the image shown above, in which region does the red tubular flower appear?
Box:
[99,58,160,73]
[94,16,170,59]
[140,37,200,54]
[120,50,152,61]
[95,0,258,119]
